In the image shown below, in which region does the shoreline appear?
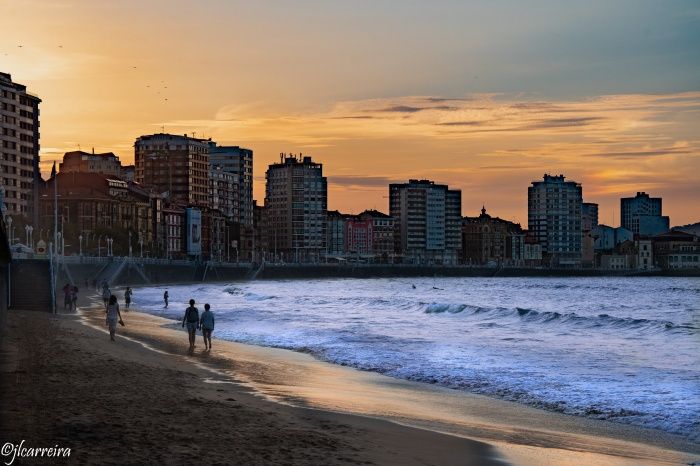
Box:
[84,295,699,465]
[1,305,507,466]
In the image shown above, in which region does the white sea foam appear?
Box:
[132,276,700,441]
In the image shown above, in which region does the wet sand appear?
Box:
[2,298,698,465]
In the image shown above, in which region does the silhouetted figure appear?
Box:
[163,290,169,308]
[124,287,132,309]
[105,295,123,341]
[62,283,72,311]
[72,286,79,311]
[200,303,215,351]
[102,287,111,310]
[182,299,199,350]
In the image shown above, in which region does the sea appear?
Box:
[133,276,700,441]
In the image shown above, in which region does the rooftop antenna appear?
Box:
[92,147,94,154]
[161,125,165,133]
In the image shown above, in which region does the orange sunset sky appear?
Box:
[1,0,699,226]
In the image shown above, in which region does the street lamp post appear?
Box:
[128,231,132,258]
[98,235,102,257]
[6,216,12,244]
[25,225,32,248]
[79,234,83,256]
[139,234,143,258]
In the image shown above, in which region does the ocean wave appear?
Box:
[244,292,277,301]
[423,303,695,334]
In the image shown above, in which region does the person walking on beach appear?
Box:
[163,290,169,308]
[71,285,79,311]
[105,295,124,341]
[62,283,72,311]
[200,303,215,351]
[124,287,132,310]
[182,299,199,350]
[102,286,111,310]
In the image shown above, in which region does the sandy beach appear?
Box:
[1,297,698,465]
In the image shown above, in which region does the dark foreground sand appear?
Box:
[0,309,505,466]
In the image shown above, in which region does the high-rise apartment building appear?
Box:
[620,192,669,236]
[528,174,582,265]
[134,133,210,208]
[208,144,253,226]
[0,72,41,223]
[264,154,327,262]
[389,179,461,264]
[210,166,237,220]
[581,202,599,232]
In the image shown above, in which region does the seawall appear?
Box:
[49,259,700,290]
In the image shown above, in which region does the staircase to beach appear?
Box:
[9,260,53,312]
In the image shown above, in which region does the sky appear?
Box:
[1,0,699,226]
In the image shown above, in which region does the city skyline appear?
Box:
[2,0,699,225]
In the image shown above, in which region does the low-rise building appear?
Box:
[461,207,522,265]
[636,238,654,270]
[523,231,542,266]
[59,150,122,178]
[39,172,155,255]
[600,254,634,270]
[358,209,395,260]
[653,231,700,269]
[592,225,633,251]
[346,217,373,256]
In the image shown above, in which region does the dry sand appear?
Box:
[2,300,698,466]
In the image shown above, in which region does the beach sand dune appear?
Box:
[0,310,505,465]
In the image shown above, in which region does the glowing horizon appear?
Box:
[1,0,698,226]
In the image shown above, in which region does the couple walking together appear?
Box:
[182,299,215,351]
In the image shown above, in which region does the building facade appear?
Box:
[135,133,211,208]
[358,210,395,259]
[59,150,122,178]
[0,72,41,224]
[621,192,669,236]
[210,166,237,220]
[345,217,373,256]
[326,210,348,257]
[581,202,599,232]
[523,232,543,266]
[39,172,154,255]
[592,225,633,251]
[461,207,522,265]
[389,179,461,264]
[527,174,582,266]
[652,231,700,269]
[208,143,254,226]
[264,155,327,262]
